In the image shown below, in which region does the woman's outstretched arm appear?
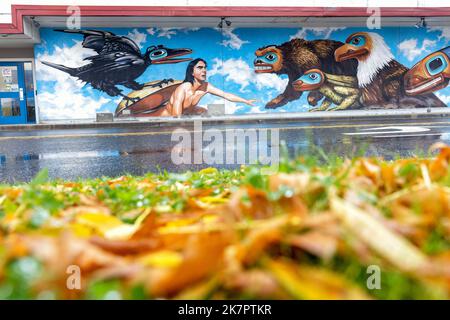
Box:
[207,83,256,106]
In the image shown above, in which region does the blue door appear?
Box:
[0,62,27,124]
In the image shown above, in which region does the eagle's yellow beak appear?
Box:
[334,43,369,62]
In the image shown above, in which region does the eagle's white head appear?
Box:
[334,32,394,87]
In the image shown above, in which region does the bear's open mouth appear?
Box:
[405,76,444,95]
[254,64,273,73]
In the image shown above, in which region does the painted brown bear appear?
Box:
[254,39,358,109]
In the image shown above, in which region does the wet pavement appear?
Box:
[1,116,450,183]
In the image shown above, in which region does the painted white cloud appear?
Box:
[248,105,266,114]
[398,38,437,62]
[289,27,346,40]
[147,27,200,39]
[199,86,311,115]
[289,29,308,40]
[212,98,244,114]
[209,58,288,93]
[156,28,178,39]
[199,88,269,115]
[428,27,450,43]
[36,40,93,82]
[126,29,147,48]
[198,94,243,115]
[436,92,450,105]
[282,104,310,113]
[219,28,249,50]
[38,83,110,120]
[36,41,111,120]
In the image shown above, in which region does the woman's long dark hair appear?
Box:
[183,58,207,84]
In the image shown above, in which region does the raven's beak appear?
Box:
[152,48,193,64]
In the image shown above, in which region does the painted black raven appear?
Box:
[41,29,192,103]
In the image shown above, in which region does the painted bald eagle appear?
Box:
[334,32,446,108]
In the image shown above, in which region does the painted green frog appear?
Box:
[292,69,361,111]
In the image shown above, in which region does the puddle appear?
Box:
[16,150,121,161]
[13,148,177,162]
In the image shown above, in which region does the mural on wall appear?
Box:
[34,27,450,120]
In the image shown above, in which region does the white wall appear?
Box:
[2,0,450,24]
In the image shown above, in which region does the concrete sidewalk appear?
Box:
[2,107,450,131]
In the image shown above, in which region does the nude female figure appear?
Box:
[155,58,256,117]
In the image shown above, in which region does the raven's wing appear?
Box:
[76,52,146,76]
[55,29,142,56]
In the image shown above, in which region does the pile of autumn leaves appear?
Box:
[0,144,450,299]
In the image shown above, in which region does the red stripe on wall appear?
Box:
[2,5,450,34]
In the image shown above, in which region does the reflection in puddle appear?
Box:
[13,148,176,162]
[118,147,174,156]
[15,150,121,161]
[19,154,40,161]
[440,132,450,142]
[0,155,5,164]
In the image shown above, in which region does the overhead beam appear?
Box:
[2,5,450,35]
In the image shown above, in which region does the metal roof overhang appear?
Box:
[1,5,450,48]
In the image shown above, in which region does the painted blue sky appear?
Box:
[34,26,450,120]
